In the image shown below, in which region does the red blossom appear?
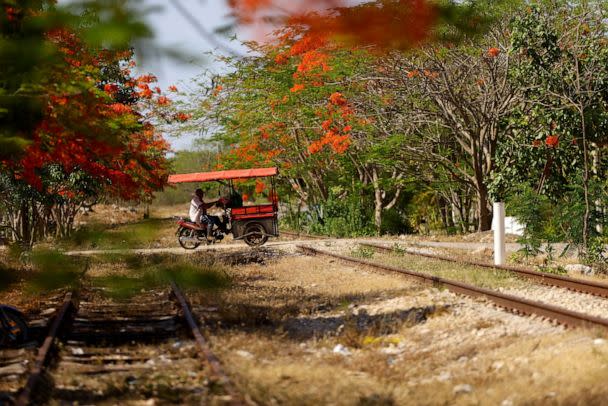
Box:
[487,47,500,57]
[137,74,157,83]
[290,83,305,93]
[103,83,118,94]
[329,92,347,106]
[545,135,559,148]
[109,103,132,114]
[156,96,171,106]
[175,113,191,122]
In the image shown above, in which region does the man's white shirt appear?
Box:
[189,195,204,223]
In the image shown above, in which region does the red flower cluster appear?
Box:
[545,135,559,148]
[487,47,500,57]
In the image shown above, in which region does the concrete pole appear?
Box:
[493,202,506,265]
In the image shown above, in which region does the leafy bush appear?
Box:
[282,188,375,237]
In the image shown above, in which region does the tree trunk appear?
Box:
[19,201,31,247]
[477,183,492,232]
[372,170,383,235]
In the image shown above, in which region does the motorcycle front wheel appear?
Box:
[0,306,28,348]
[178,227,201,250]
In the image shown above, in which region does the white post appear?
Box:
[493,202,506,265]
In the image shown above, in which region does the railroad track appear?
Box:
[280,230,328,240]
[297,245,608,330]
[360,242,608,298]
[1,280,242,405]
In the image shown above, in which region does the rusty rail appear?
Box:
[170,281,245,406]
[15,292,76,406]
[280,230,328,240]
[298,245,608,330]
[15,283,244,405]
[360,242,608,298]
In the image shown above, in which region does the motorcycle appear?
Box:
[176,197,230,249]
[176,217,228,249]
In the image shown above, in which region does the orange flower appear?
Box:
[275,53,289,65]
[51,96,68,106]
[343,125,352,133]
[308,141,324,154]
[139,88,153,99]
[255,180,265,194]
[290,83,305,93]
[321,119,332,131]
[175,113,191,122]
[329,92,347,106]
[137,74,157,83]
[157,96,171,106]
[488,47,500,57]
[104,83,118,94]
[215,85,223,92]
[545,135,559,148]
[242,193,249,202]
[109,103,131,114]
[407,70,419,78]
[168,85,178,92]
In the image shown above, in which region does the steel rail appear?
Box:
[15,292,75,406]
[360,242,608,298]
[298,245,608,330]
[280,230,328,240]
[170,281,245,406]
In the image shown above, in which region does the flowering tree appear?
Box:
[0,6,170,246]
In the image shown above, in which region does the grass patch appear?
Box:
[60,218,176,250]
[371,251,527,290]
[87,253,231,300]
[351,246,375,259]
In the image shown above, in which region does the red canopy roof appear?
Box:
[168,167,278,184]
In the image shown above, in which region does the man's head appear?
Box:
[195,188,204,198]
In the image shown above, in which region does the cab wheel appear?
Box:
[243,223,268,247]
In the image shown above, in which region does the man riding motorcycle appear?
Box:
[189,188,224,242]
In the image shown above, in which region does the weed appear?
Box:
[351,246,375,259]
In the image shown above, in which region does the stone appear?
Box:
[593,338,605,346]
[453,384,473,394]
[40,308,56,316]
[71,347,84,355]
[235,350,254,359]
[492,361,505,371]
[332,344,351,356]
[564,264,594,275]
[380,345,403,355]
[438,371,451,382]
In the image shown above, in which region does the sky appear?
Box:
[137,0,251,151]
